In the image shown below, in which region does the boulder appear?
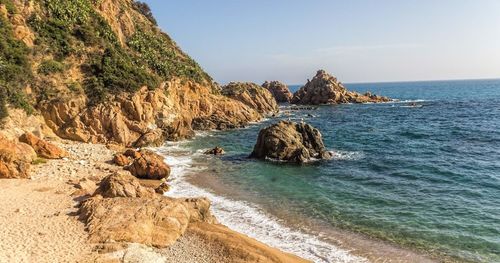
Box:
[291,70,391,105]
[126,150,170,180]
[0,135,37,179]
[19,132,68,159]
[221,82,278,115]
[124,149,142,159]
[155,182,170,195]
[204,146,225,155]
[94,172,156,198]
[262,81,293,103]
[250,121,332,163]
[79,196,215,248]
[113,153,131,166]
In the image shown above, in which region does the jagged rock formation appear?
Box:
[0,135,37,179]
[222,82,279,115]
[125,149,170,180]
[0,0,264,146]
[250,121,332,163]
[19,132,68,159]
[262,81,293,103]
[94,172,156,198]
[291,70,391,105]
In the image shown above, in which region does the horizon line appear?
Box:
[286,76,500,86]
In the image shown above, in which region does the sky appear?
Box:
[142,0,500,84]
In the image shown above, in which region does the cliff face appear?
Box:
[0,0,263,146]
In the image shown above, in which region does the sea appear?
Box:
[155,79,500,263]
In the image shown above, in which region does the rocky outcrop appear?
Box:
[291,70,391,105]
[94,172,156,198]
[222,82,279,115]
[0,135,37,179]
[79,195,215,248]
[19,132,68,159]
[41,80,262,146]
[113,153,131,166]
[204,146,225,155]
[125,150,170,180]
[262,81,293,103]
[250,121,332,163]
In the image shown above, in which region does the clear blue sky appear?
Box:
[142,0,500,84]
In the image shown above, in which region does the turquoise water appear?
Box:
[179,79,500,262]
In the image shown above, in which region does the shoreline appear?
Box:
[155,132,445,263]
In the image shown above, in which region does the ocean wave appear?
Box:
[330,150,364,161]
[155,144,367,263]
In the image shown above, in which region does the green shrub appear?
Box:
[38,59,64,75]
[133,1,157,26]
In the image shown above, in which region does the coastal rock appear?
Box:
[262,81,293,103]
[94,172,156,198]
[250,121,332,163]
[204,146,225,155]
[155,181,170,194]
[291,70,391,105]
[113,153,131,167]
[0,135,37,179]
[221,82,279,115]
[124,149,142,159]
[19,132,68,159]
[79,196,215,248]
[126,150,170,180]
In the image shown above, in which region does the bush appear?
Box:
[133,1,157,26]
[38,59,64,75]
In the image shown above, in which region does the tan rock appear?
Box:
[262,81,293,103]
[126,150,170,180]
[222,82,279,115]
[19,132,68,159]
[154,181,170,195]
[203,146,225,155]
[123,149,142,159]
[94,172,155,198]
[291,70,391,105]
[250,121,332,164]
[0,135,36,179]
[79,196,215,248]
[113,153,131,167]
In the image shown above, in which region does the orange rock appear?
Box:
[19,132,68,159]
[113,153,131,166]
[126,150,170,180]
[0,135,36,179]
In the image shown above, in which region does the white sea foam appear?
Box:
[155,143,368,263]
[330,150,364,161]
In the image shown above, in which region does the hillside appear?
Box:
[0,0,266,146]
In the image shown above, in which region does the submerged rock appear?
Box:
[19,132,68,159]
[221,82,279,115]
[262,81,293,103]
[291,70,391,105]
[204,146,225,155]
[250,121,332,163]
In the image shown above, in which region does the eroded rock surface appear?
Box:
[262,81,293,103]
[291,70,391,105]
[94,172,155,198]
[125,150,170,180]
[222,82,279,115]
[19,132,68,159]
[0,135,36,179]
[250,121,332,163]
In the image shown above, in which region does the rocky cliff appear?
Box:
[222,82,279,115]
[0,0,264,146]
[262,81,293,103]
[291,70,391,105]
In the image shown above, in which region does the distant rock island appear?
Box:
[291,70,391,105]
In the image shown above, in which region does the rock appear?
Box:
[19,132,68,159]
[94,172,155,198]
[0,135,37,179]
[113,153,131,167]
[79,195,215,248]
[126,150,170,180]
[203,146,225,155]
[291,70,391,105]
[221,82,279,115]
[123,149,142,159]
[155,182,170,195]
[250,121,332,163]
[262,81,293,103]
[72,178,98,197]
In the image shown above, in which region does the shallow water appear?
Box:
[159,79,500,262]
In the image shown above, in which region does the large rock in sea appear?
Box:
[291,70,391,105]
[222,82,279,115]
[19,132,68,159]
[262,81,293,103]
[0,135,37,179]
[250,121,332,163]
